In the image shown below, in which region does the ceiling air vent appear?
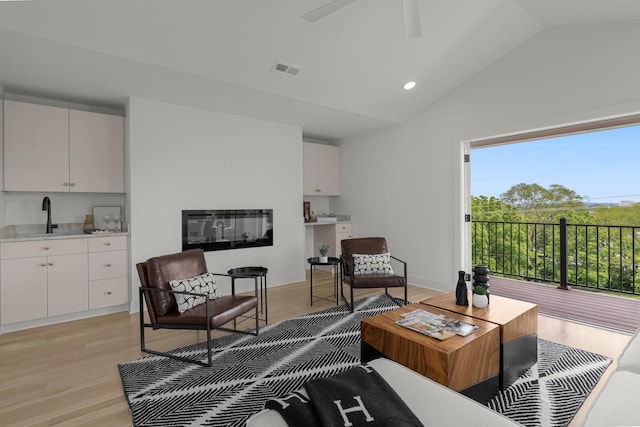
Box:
[272,60,301,77]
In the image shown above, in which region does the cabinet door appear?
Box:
[3,100,70,192]
[1,239,86,259]
[69,110,124,193]
[315,144,340,195]
[89,277,128,309]
[89,250,127,281]
[335,223,352,259]
[47,253,89,317]
[88,236,128,252]
[303,142,340,196]
[303,142,319,195]
[1,257,48,324]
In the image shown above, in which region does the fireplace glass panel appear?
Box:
[182,209,273,252]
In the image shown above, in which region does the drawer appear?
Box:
[89,277,128,309]
[1,238,87,259]
[337,223,351,233]
[88,235,128,252]
[89,250,128,280]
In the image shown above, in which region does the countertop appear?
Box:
[0,223,129,243]
[304,220,350,226]
[0,231,129,243]
[304,215,351,226]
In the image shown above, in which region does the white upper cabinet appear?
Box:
[70,110,124,193]
[3,100,124,193]
[4,100,70,192]
[303,142,340,196]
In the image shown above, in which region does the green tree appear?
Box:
[500,183,586,222]
[592,204,640,226]
[471,195,522,222]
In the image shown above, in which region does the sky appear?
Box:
[471,124,640,204]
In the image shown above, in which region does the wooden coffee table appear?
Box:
[421,292,538,389]
[361,303,500,403]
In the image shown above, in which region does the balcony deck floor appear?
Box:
[489,276,640,334]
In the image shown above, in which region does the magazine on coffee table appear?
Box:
[395,309,479,340]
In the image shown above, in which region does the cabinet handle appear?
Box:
[48,262,53,266]
[43,246,50,250]
[40,262,47,267]
[63,182,69,187]
[106,291,112,295]
[104,242,111,246]
[105,263,112,267]
[70,182,75,187]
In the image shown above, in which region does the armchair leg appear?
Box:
[350,285,355,313]
[340,279,352,312]
[206,325,212,367]
[255,304,260,335]
[139,290,146,352]
[205,302,213,367]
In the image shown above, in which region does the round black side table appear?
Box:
[307,257,341,306]
[227,266,268,324]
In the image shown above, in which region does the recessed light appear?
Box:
[403,81,416,90]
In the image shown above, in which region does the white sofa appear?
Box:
[246,358,520,427]
[582,329,640,427]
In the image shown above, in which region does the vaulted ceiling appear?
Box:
[1,0,639,140]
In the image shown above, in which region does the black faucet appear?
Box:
[42,196,54,234]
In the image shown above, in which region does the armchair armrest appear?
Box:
[140,285,211,299]
[390,255,408,283]
[340,255,356,282]
[390,254,407,271]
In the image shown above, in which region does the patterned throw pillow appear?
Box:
[352,252,394,274]
[169,272,220,313]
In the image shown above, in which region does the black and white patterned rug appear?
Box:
[489,339,611,427]
[118,295,611,427]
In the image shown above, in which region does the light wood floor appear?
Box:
[0,272,632,427]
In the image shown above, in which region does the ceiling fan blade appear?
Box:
[301,0,358,23]
[402,0,422,39]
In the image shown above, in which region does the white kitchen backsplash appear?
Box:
[2,192,125,226]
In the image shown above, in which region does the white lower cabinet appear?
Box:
[0,235,129,327]
[335,223,352,259]
[47,252,89,317]
[88,236,129,310]
[1,239,88,324]
[1,256,49,324]
[89,277,128,310]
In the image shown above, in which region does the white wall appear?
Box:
[335,21,640,292]
[127,97,304,311]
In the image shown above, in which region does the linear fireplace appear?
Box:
[182,209,273,252]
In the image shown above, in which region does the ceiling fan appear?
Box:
[301,0,422,40]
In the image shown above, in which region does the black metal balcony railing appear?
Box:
[472,218,640,296]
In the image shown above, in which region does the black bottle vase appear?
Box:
[455,270,469,306]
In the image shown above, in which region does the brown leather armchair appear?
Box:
[340,237,408,312]
[136,248,259,367]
